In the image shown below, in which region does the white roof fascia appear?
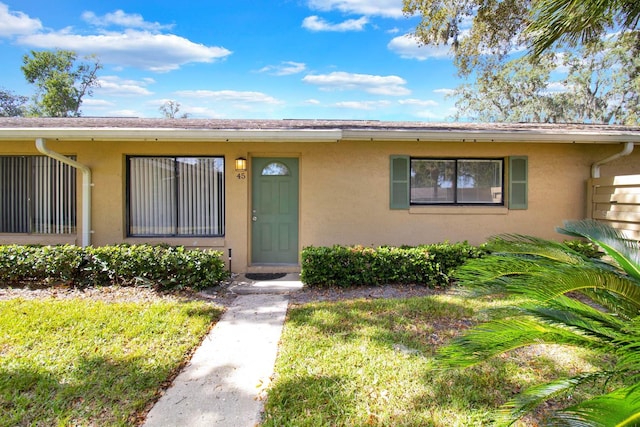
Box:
[0,128,344,142]
[0,127,638,144]
[341,130,640,144]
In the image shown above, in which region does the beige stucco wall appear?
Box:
[0,138,638,272]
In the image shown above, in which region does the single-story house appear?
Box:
[0,117,638,273]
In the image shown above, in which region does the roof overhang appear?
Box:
[0,128,344,143]
[0,120,638,144]
[342,129,640,144]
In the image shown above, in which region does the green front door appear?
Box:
[251,157,299,264]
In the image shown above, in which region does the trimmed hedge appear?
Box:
[0,244,228,290]
[301,242,486,287]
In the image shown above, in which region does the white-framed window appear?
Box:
[127,156,225,237]
[410,158,504,205]
[0,156,76,234]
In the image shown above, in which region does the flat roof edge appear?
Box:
[0,127,637,144]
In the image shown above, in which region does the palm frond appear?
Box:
[496,371,615,427]
[460,254,640,314]
[449,221,640,426]
[487,234,584,265]
[526,0,613,56]
[558,219,640,281]
[614,318,640,377]
[525,295,626,343]
[579,287,640,320]
[554,383,640,427]
[456,254,550,294]
[438,318,599,367]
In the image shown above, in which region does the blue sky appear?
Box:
[0,0,462,120]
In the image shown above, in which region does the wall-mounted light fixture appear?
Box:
[235,157,247,172]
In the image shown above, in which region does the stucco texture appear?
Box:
[0,138,638,272]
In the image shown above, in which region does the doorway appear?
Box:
[251,157,299,264]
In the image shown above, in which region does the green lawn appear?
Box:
[263,292,604,426]
[0,297,222,426]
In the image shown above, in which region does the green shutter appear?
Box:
[509,156,528,210]
[390,155,410,209]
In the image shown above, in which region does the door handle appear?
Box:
[252,216,258,222]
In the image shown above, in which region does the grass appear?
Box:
[263,291,606,426]
[0,296,222,426]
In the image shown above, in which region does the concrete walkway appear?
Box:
[143,274,302,427]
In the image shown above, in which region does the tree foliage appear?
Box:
[403,0,640,68]
[0,88,27,117]
[159,100,189,119]
[452,32,640,124]
[21,49,101,117]
[403,0,640,124]
[443,219,640,425]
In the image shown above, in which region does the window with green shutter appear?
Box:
[508,156,528,210]
[390,155,527,210]
[390,155,410,209]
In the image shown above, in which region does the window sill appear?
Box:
[0,234,78,245]
[409,206,509,215]
[125,236,226,248]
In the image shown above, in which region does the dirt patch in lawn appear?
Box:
[288,283,445,305]
[0,281,447,307]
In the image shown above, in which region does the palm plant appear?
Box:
[441,219,640,426]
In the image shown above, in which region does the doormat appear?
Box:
[244,273,287,281]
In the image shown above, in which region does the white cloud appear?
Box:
[18,30,232,72]
[307,0,404,18]
[302,15,368,32]
[175,90,284,105]
[96,75,155,96]
[303,71,410,96]
[0,2,42,37]
[81,98,115,107]
[414,110,441,119]
[110,109,142,117]
[305,99,321,104]
[399,98,438,107]
[387,34,452,60]
[182,105,225,118]
[81,10,174,31]
[335,100,392,110]
[434,88,455,96]
[259,61,307,76]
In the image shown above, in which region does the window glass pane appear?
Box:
[262,162,289,176]
[411,159,455,203]
[0,156,76,234]
[129,158,176,235]
[457,160,503,203]
[33,156,77,234]
[0,157,29,233]
[128,156,225,237]
[177,157,225,235]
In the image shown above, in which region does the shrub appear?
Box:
[301,242,485,287]
[0,244,228,290]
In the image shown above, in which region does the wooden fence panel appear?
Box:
[587,174,640,240]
